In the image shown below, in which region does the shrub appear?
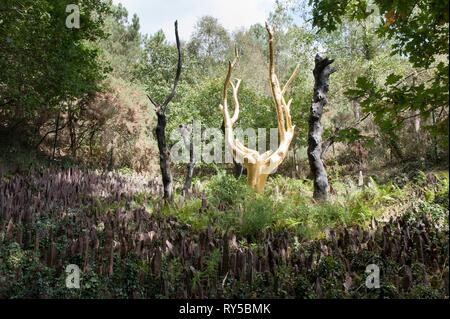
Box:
[206,171,249,210]
[240,196,275,238]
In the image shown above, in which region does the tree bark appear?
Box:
[147,21,182,203]
[308,54,336,202]
[233,161,244,178]
[52,112,60,160]
[431,110,438,161]
[108,145,114,172]
[155,108,173,202]
[68,111,77,158]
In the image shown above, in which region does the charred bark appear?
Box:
[107,146,114,172]
[155,109,173,201]
[233,161,245,178]
[308,54,336,201]
[147,21,182,203]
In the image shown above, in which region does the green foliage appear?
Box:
[187,16,231,67]
[168,173,439,241]
[240,196,275,238]
[206,171,249,210]
[309,0,448,68]
[308,0,449,152]
[163,198,209,231]
[160,256,183,297]
[0,0,448,300]
[346,62,449,147]
[0,0,110,140]
[137,30,182,104]
[191,249,222,296]
[276,200,348,239]
[98,3,143,81]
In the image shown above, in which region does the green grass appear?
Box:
[155,170,449,241]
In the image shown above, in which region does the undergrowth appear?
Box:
[161,170,449,241]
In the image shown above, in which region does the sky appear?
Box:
[112,0,278,40]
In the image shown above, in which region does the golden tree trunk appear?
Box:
[219,23,299,193]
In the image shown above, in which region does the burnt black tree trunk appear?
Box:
[233,161,245,178]
[308,54,336,201]
[147,21,182,203]
[180,123,195,197]
[155,109,173,201]
[68,110,77,158]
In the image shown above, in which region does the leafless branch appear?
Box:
[162,20,182,108]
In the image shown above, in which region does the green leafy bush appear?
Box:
[206,171,249,210]
[240,196,275,238]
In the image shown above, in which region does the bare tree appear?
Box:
[219,52,246,180]
[147,21,182,203]
[219,23,300,193]
[308,54,336,201]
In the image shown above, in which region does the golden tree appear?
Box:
[220,23,300,193]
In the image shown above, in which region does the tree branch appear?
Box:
[162,20,182,108]
[147,21,183,111]
[321,112,372,157]
[35,120,68,149]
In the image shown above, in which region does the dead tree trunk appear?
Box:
[52,112,60,160]
[233,161,245,178]
[147,21,182,203]
[68,110,77,158]
[308,54,336,201]
[155,109,173,201]
[108,145,114,172]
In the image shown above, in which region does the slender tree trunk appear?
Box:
[387,134,404,162]
[68,111,77,158]
[183,152,195,197]
[431,110,438,161]
[292,139,297,178]
[353,99,361,121]
[52,112,60,160]
[108,146,114,172]
[89,129,96,156]
[308,54,336,202]
[233,160,244,178]
[181,124,195,197]
[412,77,421,135]
[156,109,173,202]
[147,21,181,204]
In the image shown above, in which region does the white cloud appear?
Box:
[113,0,276,40]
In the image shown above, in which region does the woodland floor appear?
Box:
[0,160,448,298]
